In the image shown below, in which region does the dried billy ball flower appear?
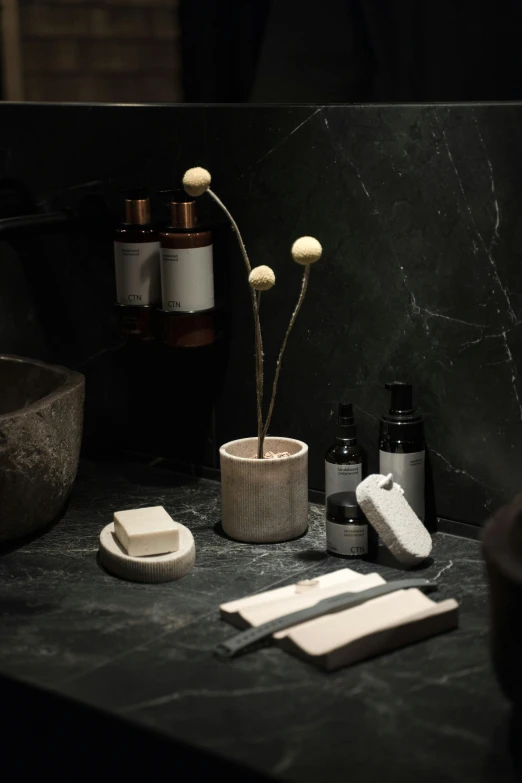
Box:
[182,167,211,197]
[291,236,323,265]
[248,265,276,291]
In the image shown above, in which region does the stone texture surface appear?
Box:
[0,103,521,526]
[0,355,84,542]
[220,437,308,542]
[0,460,518,782]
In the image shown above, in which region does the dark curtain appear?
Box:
[180,0,271,102]
[181,0,522,103]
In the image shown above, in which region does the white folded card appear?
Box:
[220,568,362,628]
[220,568,458,671]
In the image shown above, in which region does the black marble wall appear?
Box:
[1,103,521,527]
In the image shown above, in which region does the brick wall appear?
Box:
[19,0,182,102]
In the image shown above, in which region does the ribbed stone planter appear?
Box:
[219,436,308,543]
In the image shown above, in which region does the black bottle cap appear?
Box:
[327,492,364,522]
[337,402,357,439]
[338,402,354,424]
[385,382,413,414]
[380,382,424,442]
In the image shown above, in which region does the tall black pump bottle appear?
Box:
[379,382,425,521]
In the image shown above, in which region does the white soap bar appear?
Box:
[113,506,180,556]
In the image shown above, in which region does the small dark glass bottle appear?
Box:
[325,402,366,499]
[326,492,378,560]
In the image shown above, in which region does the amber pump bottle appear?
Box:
[159,193,215,347]
[159,193,214,313]
[114,191,160,306]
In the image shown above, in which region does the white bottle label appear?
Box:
[114,241,160,305]
[326,520,368,556]
[160,245,214,312]
[379,449,425,520]
[325,461,362,499]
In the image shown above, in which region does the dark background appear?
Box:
[0,102,521,528]
[4,1,522,104]
[181,0,522,103]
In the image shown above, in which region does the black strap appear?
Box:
[215,578,437,658]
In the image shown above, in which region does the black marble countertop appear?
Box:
[0,461,517,782]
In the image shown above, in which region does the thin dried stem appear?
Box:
[207,187,266,457]
[256,292,264,417]
[256,292,266,457]
[207,188,251,274]
[261,265,311,443]
[252,290,264,457]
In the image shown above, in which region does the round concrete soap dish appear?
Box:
[99,522,195,583]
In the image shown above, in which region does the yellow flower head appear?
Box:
[248,265,276,291]
[291,236,322,265]
[182,167,211,197]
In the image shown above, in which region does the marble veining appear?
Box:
[1,103,522,527]
[0,461,517,782]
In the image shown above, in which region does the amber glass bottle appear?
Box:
[159,193,215,347]
[114,191,160,306]
[159,194,214,313]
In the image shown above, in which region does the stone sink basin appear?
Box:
[0,355,85,543]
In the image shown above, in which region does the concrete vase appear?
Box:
[219,436,308,543]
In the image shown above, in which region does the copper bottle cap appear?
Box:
[125,197,151,225]
[169,199,197,229]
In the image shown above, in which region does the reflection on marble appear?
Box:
[0,104,522,525]
[0,461,517,782]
